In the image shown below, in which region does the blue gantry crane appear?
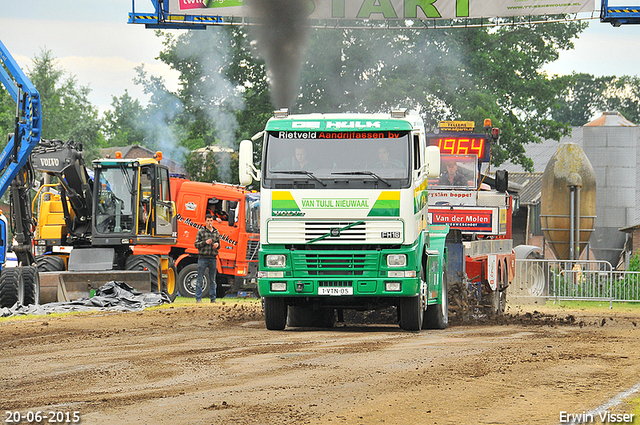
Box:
[600,0,640,25]
[129,0,226,29]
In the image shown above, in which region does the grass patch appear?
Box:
[0,310,104,323]
[540,300,640,312]
[174,296,260,304]
[631,395,640,425]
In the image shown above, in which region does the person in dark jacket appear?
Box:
[438,159,468,187]
[194,213,221,303]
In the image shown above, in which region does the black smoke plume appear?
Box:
[246,0,312,109]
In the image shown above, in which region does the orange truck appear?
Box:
[134,178,260,298]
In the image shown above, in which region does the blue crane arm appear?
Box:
[0,39,42,198]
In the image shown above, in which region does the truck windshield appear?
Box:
[263,131,411,189]
[95,166,135,235]
[245,193,260,234]
[429,154,478,190]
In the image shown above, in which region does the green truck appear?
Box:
[239,109,448,330]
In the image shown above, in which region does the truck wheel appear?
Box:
[399,296,423,331]
[21,266,40,306]
[424,264,449,330]
[125,255,162,293]
[264,297,287,330]
[0,268,23,308]
[492,262,507,316]
[35,255,66,272]
[162,258,178,302]
[177,263,208,298]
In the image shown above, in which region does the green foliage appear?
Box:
[629,252,640,272]
[297,21,588,171]
[552,73,612,126]
[10,21,640,182]
[26,49,104,161]
[103,90,146,147]
[133,26,272,180]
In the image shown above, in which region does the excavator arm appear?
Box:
[31,140,93,244]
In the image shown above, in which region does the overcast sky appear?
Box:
[1,0,640,114]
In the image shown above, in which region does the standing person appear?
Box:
[194,213,220,303]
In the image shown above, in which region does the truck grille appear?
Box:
[267,220,403,244]
[292,252,378,277]
[246,240,260,261]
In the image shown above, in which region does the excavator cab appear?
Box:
[92,158,176,246]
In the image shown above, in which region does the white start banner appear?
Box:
[170,0,594,20]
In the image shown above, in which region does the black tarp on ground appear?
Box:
[0,281,170,317]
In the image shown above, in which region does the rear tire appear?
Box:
[21,266,40,306]
[492,261,507,316]
[125,255,161,292]
[264,297,287,330]
[177,263,207,298]
[35,255,66,272]
[0,268,23,308]
[399,296,423,331]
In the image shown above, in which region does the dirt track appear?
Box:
[1,302,639,425]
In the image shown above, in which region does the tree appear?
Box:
[603,75,640,125]
[138,26,273,183]
[103,90,146,147]
[297,21,588,171]
[27,49,103,160]
[552,73,613,126]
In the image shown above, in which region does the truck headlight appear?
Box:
[270,282,287,292]
[387,254,406,267]
[385,282,402,292]
[266,254,286,267]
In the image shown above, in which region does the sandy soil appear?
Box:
[1,302,639,425]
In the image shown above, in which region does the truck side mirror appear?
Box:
[239,139,260,185]
[496,169,508,193]
[425,146,440,178]
[228,209,236,226]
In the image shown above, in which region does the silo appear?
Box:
[582,111,638,266]
[540,143,596,260]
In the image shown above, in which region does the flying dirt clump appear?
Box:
[246,0,313,109]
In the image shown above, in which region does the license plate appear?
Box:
[318,287,353,296]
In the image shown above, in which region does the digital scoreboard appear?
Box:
[427,134,490,163]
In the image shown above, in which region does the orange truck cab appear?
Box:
[134,177,260,298]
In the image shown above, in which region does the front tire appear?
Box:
[399,296,423,331]
[424,264,449,330]
[264,297,287,330]
[21,266,40,306]
[162,258,178,302]
[0,268,23,308]
[125,255,161,293]
[35,255,66,272]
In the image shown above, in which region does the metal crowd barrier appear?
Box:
[511,259,640,307]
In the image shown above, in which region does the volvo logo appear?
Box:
[39,157,59,167]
